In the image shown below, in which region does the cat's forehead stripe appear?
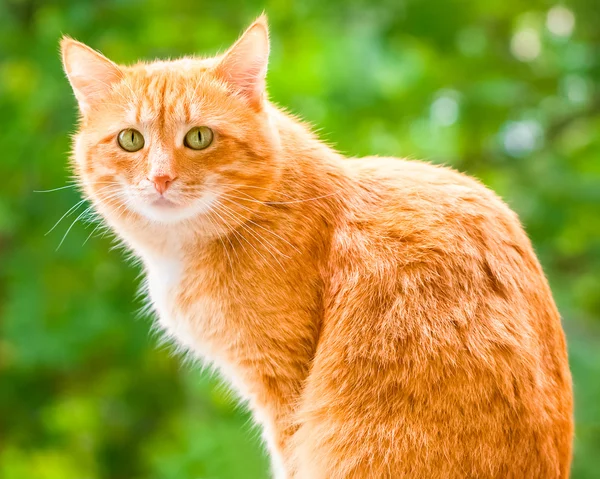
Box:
[120,57,225,127]
[156,75,168,129]
[127,71,195,125]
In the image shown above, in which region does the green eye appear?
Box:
[184,126,214,150]
[117,129,144,152]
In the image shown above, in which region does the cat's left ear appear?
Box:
[215,15,270,108]
[60,37,124,113]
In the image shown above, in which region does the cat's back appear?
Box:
[333,155,568,342]
[337,156,540,300]
[339,156,550,294]
[345,156,515,237]
[295,156,573,478]
[336,156,570,380]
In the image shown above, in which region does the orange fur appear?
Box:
[61,16,573,479]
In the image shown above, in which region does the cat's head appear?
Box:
[62,16,281,235]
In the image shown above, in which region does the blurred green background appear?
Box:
[1,0,599,477]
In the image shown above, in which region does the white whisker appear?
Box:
[213,204,273,267]
[34,184,77,193]
[214,203,289,269]
[45,199,87,236]
[56,206,94,251]
[219,199,301,255]
[205,211,235,273]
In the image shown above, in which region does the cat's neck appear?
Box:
[266,103,350,206]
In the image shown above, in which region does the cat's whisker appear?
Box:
[218,183,299,199]
[45,198,87,236]
[211,208,243,261]
[92,185,129,203]
[168,188,308,256]
[212,203,274,267]
[80,208,102,227]
[223,189,265,204]
[176,182,343,205]
[91,199,133,246]
[171,187,265,205]
[208,206,249,263]
[220,190,342,205]
[50,186,124,248]
[235,189,342,205]
[56,205,94,250]
[81,196,126,239]
[107,198,132,218]
[215,203,289,269]
[96,192,126,203]
[219,199,301,255]
[33,184,77,193]
[205,210,235,273]
[83,222,104,246]
[218,192,268,204]
[103,202,129,226]
[89,181,123,187]
[88,183,122,194]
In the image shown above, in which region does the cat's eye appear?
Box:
[184,126,214,150]
[117,129,145,152]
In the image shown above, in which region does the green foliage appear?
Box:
[0,0,598,477]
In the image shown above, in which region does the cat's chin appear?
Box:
[125,192,219,225]
[152,197,178,208]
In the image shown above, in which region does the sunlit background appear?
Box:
[1,0,599,477]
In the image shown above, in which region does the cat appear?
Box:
[61,15,573,479]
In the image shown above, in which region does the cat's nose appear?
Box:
[150,174,175,195]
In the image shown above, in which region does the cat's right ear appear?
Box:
[60,37,124,113]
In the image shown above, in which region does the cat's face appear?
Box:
[63,17,278,231]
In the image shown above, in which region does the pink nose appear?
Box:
[150,174,175,195]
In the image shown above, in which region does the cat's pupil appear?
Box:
[197,131,202,142]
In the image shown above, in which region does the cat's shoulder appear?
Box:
[344,156,514,221]
[335,156,526,258]
[347,156,487,195]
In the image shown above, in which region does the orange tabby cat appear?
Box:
[61,15,573,479]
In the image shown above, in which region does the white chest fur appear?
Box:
[146,256,181,310]
[142,252,285,475]
[143,253,252,397]
[144,254,197,350]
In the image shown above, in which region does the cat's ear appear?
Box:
[60,37,124,113]
[214,15,270,108]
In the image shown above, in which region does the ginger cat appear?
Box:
[61,16,573,479]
